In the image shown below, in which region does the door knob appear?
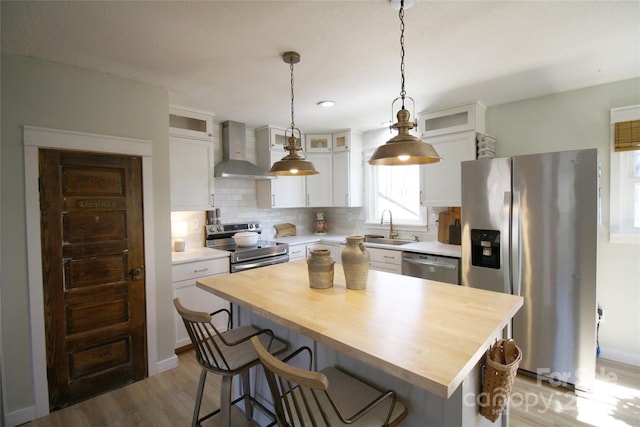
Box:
[131,266,145,281]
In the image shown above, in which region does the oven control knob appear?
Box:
[217,225,223,232]
[248,224,254,230]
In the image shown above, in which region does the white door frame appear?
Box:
[23,126,159,418]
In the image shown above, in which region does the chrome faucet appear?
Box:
[380,209,398,239]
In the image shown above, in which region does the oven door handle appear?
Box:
[231,254,290,273]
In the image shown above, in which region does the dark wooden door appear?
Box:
[39,149,147,410]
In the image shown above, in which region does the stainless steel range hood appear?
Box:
[214,120,272,179]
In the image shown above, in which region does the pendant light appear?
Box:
[369,0,441,166]
[269,51,319,176]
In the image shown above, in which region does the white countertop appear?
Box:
[171,247,230,265]
[274,234,345,245]
[275,234,461,258]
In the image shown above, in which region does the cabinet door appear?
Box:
[256,149,307,208]
[169,136,214,210]
[332,151,350,207]
[418,103,486,138]
[306,134,332,152]
[332,131,350,152]
[289,244,308,261]
[270,150,306,208]
[173,276,230,349]
[169,107,214,141]
[270,127,294,149]
[306,153,332,207]
[421,131,476,207]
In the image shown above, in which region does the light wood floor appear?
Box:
[25,353,639,426]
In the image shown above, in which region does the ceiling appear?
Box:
[2,1,639,133]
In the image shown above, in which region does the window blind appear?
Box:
[614,119,640,152]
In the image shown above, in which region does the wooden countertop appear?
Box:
[197,260,522,398]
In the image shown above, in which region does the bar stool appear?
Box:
[251,336,408,426]
[174,298,289,426]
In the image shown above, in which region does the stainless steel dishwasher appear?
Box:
[401,252,460,284]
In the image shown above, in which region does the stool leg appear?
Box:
[241,370,253,419]
[193,368,208,427]
[220,375,232,427]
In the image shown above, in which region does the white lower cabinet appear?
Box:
[288,243,308,261]
[289,241,342,264]
[172,257,230,350]
[368,247,402,274]
[309,242,342,264]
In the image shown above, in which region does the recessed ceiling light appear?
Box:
[317,100,335,108]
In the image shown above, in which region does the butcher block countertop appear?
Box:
[197,260,522,399]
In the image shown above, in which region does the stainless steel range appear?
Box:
[205,222,289,273]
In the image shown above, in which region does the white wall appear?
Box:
[486,77,640,366]
[0,54,174,424]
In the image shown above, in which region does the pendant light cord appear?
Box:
[290,59,296,130]
[399,0,406,109]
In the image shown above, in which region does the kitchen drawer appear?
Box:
[289,243,308,261]
[368,248,402,265]
[172,257,229,282]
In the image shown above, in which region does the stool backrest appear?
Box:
[251,336,406,426]
[173,298,233,372]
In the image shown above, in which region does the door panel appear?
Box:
[39,149,147,410]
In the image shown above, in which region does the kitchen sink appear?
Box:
[363,237,413,246]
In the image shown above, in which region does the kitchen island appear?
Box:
[197,260,523,426]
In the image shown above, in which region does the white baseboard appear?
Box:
[155,354,179,374]
[5,405,36,427]
[599,349,640,367]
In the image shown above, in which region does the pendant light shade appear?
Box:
[269,134,320,176]
[369,0,441,166]
[269,51,319,176]
[369,109,441,165]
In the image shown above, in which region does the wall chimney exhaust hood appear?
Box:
[214,121,272,179]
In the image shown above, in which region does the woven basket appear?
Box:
[480,339,522,422]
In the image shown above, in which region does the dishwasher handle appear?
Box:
[402,257,457,270]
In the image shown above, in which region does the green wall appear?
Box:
[0,54,174,419]
[487,77,640,364]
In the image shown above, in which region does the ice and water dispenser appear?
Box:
[470,229,501,269]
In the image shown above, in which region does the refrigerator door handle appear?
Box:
[503,191,512,295]
[511,191,522,296]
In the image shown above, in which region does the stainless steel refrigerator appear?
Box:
[461,148,598,392]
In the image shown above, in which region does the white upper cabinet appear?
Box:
[421,131,477,207]
[418,102,485,207]
[169,107,214,141]
[256,126,363,208]
[332,130,363,207]
[306,153,332,207]
[169,136,215,211]
[169,107,215,211]
[332,130,350,152]
[418,102,486,139]
[305,134,332,152]
[256,126,306,208]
